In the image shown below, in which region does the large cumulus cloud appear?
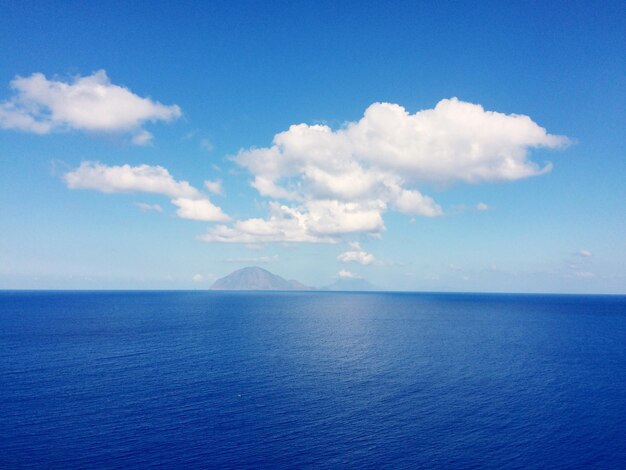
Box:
[201,98,568,243]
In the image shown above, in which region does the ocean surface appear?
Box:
[1,291,625,469]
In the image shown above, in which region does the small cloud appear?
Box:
[577,249,592,257]
[135,202,163,213]
[200,138,214,153]
[476,202,489,211]
[449,264,463,271]
[172,197,230,222]
[337,269,360,279]
[131,130,153,146]
[338,243,376,265]
[574,271,595,278]
[192,274,204,282]
[204,179,223,195]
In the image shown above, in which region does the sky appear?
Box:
[0,0,624,293]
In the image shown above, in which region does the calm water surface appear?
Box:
[1,291,625,468]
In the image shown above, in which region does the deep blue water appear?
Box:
[1,291,625,469]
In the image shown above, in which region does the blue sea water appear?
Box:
[1,291,625,469]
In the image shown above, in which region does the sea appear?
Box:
[1,291,625,469]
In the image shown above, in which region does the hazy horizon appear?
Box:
[2,265,625,296]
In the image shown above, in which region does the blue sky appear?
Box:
[0,0,624,293]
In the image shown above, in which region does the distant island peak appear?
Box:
[210,266,380,291]
[210,266,311,291]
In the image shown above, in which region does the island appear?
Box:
[210,266,311,291]
[210,266,380,291]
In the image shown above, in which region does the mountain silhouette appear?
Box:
[210,266,311,290]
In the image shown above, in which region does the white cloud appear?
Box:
[236,98,567,188]
[64,161,200,198]
[172,197,230,222]
[476,202,489,211]
[574,271,595,278]
[388,185,442,217]
[135,202,163,213]
[201,98,567,244]
[204,179,223,195]
[131,130,154,146]
[338,243,376,265]
[337,269,360,279]
[192,274,204,282]
[0,70,181,143]
[200,200,384,243]
[577,249,592,257]
[200,138,214,152]
[65,161,228,222]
